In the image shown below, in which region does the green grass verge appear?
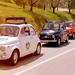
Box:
[0,0,11,3]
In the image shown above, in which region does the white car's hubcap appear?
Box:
[13,52,18,64]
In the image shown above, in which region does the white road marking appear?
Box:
[15,48,75,75]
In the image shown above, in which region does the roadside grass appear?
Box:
[0,0,11,2]
[0,1,20,8]
[0,2,75,33]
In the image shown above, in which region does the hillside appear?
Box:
[0,0,11,2]
[0,1,75,33]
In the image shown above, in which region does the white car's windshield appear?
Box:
[0,26,19,37]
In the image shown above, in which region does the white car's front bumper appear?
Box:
[0,50,10,60]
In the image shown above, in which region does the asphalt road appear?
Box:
[0,39,75,75]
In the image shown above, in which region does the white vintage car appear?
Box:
[0,24,41,65]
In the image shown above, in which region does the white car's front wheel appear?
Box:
[10,50,19,65]
[34,44,41,55]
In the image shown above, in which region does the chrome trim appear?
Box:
[41,40,57,43]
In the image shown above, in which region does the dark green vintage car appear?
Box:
[39,22,69,46]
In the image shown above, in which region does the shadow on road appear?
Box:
[42,42,70,48]
[0,53,43,70]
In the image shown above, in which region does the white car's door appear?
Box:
[19,26,31,57]
[29,26,38,53]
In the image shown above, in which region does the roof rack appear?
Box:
[5,17,27,24]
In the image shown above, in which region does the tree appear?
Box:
[67,0,75,14]
[28,0,39,11]
[13,0,27,9]
[68,0,72,14]
[71,0,75,9]
[50,0,60,13]
[39,0,48,10]
[58,0,67,8]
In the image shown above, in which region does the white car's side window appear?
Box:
[21,27,30,36]
[30,27,36,35]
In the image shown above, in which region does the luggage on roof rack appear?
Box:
[5,17,27,24]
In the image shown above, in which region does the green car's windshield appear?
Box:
[0,26,19,37]
[43,23,60,30]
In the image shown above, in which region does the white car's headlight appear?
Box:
[0,46,6,51]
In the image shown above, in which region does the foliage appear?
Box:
[50,0,60,13]
[71,0,75,9]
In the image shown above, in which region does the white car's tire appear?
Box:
[10,50,19,65]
